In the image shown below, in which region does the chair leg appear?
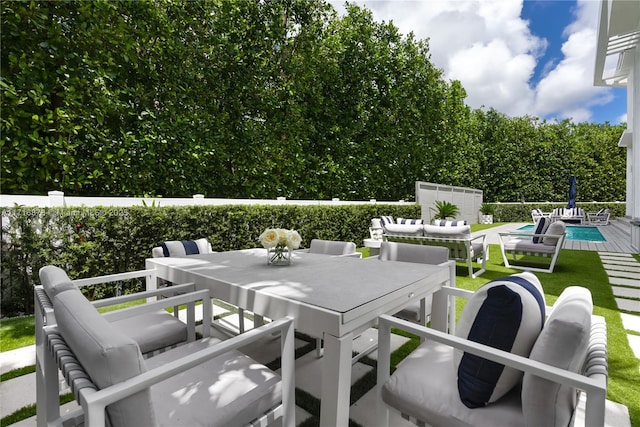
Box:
[238,308,245,334]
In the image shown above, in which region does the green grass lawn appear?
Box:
[2,235,639,426]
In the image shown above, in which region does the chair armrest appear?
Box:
[77,316,296,427]
[339,252,363,258]
[72,269,155,288]
[100,289,208,322]
[470,233,486,243]
[498,231,536,238]
[499,232,560,241]
[377,315,607,426]
[91,283,196,308]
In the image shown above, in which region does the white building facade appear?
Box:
[594,0,640,249]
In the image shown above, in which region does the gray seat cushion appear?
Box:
[503,240,557,254]
[111,311,188,354]
[147,339,283,427]
[382,340,524,427]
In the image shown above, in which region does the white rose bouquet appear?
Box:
[259,228,301,265]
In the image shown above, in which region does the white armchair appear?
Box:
[376,282,608,427]
[37,282,295,427]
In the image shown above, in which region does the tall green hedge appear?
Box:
[0,204,420,316]
[1,1,627,202]
[487,203,626,222]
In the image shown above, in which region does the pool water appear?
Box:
[518,224,606,242]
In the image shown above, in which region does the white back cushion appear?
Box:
[521,286,593,426]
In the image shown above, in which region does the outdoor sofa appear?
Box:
[379,216,487,278]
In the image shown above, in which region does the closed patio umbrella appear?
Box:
[567,175,577,208]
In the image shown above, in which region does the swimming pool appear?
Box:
[518,224,606,242]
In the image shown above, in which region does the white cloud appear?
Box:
[533,0,613,121]
[329,0,617,122]
[618,112,628,124]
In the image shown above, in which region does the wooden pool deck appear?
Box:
[481,218,637,254]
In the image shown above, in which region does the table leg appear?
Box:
[320,332,353,427]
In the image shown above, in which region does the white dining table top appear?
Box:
[147,248,446,315]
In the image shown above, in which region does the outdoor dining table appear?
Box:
[145,248,454,427]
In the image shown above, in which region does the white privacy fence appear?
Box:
[415,182,484,224]
[0,191,410,208]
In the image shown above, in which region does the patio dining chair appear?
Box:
[377,241,450,326]
[37,265,202,356]
[376,277,608,427]
[38,285,295,427]
[308,238,361,257]
[152,238,251,334]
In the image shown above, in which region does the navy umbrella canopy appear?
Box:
[567,175,577,208]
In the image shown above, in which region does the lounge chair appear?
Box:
[587,208,610,225]
[498,220,566,273]
[531,208,551,222]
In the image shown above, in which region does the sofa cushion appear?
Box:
[532,217,550,244]
[424,225,471,239]
[39,265,77,299]
[543,221,566,246]
[397,218,424,225]
[54,289,156,426]
[160,238,210,257]
[432,220,468,226]
[455,273,545,408]
[383,223,424,236]
[521,287,592,427]
[380,216,394,227]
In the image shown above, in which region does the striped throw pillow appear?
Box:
[396,218,424,225]
[432,219,468,226]
[380,216,394,227]
[532,217,550,243]
[161,238,210,257]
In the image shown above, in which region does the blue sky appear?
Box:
[331,0,627,124]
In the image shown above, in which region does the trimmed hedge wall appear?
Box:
[1,204,420,316]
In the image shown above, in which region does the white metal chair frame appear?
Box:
[40,315,295,427]
[35,270,211,427]
[498,231,566,273]
[376,286,608,427]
